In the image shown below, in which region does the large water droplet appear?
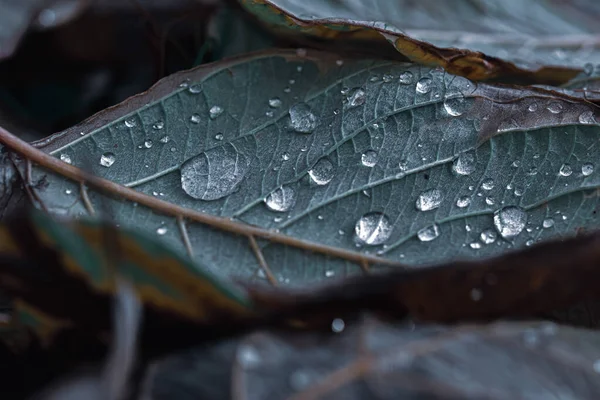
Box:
[265,186,296,212]
[456,196,471,208]
[559,163,572,177]
[331,318,345,333]
[481,178,494,190]
[361,150,378,167]
[269,97,282,108]
[579,110,596,124]
[417,224,440,242]
[100,152,116,168]
[347,88,366,108]
[289,103,317,133]
[60,154,72,164]
[416,77,432,95]
[582,163,594,176]
[443,93,467,116]
[480,229,497,244]
[308,157,335,185]
[355,212,393,246]
[452,151,475,176]
[209,105,224,119]
[493,206,527,240]
[398,71,413,84]
[416,189,443,211]
[542,218,555,228]
[180,144,249,201]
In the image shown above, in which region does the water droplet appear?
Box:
[582,163,594,176]
[355,212,393,246]
[180,143,249,201]
[170,147,177,152]
[469,242,482,249]
[416,189,443,211]
[485,196,495,206]
[65,189,72,195]
[289,103,317,133]
[542,218,555,228]
[398,160,408,171]
[281,152,290,161]
[382,74,393,83]
[417,224,440,242]
[559,163,572,177]
[284,87,291,93]
[470,288,482,301]
[514,187,524,196]
[331,318,345,333]
[416,77,432,94]
[159,135,169,143]
[124,119,136,128]
[100,152,116,168]
[237,345,261,369]
[215,133,224,140]
[547,102,563,114]
[156,226,167,235]
[526,239,535,246]
[527,167,538,176]
[269,97,282,108]
[361,150,378,167]
[480,229,497,244]
[347,87,366,108]
[153,121,164,130]
[579,110,596,124]
[308,158,335,185]
[528,103,539,112]
[452,151,475,176]
[369,75,380,82]
[512,160,521,168]
[265,186,296,212]
[209,105,224,119]
[465,224,472,232]
[60,154,72,164]
[190,113,201,123]
[493,206,527,240]
[144,139,153,149]
[336,59,344,66]
[481,178,494,190]
[188,84,202,94]
[325,270,335,277]
[443,93,467,116]
[398,71,413,84]
[456,196,471,208]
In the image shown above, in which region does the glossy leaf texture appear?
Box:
[147,316,600,399]
[240,0,600,83]
[10,49,600,287]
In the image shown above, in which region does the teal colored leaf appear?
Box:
[9,49,600,286]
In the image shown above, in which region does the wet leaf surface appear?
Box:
[240,0,600,83]
[149,316,600,400]
[4,49,600,286]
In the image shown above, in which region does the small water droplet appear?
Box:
[485,196,495,206]
[347,87,366,108]
[336,59,344,66]
[100,152,116,168]
[289,103,317,133]
[237,345,261,369]
[369,75,380,82]
[269,97,282,108]
[124,118,136,128]
[188,84,202,94]
[526,239,535,246]
[281,152,290,161]
[416,77,432,94]
[65,189,72,195]
[325,270,335,277]
[465,224,472,232]
[582,163,594,176]
[547,102,563,114]
[542,218,555,228]
[156,226,167,235]
[382,74,393,83]
[452,151,475,176]
[355,212,393,246]
[159,135,169,144]
[528,103,539,112]
[417,224,440,242]
[470,288,482,301]
[493,206,527,240]
[60,154,72,164]
[284,87,291,93]
[190,113,201,123]
[398,160,408,171]
[296,65,303,72]
[579,110,596,124]
[559,163,573,177]
[416,189,443,211]
[209,105,224,119]
[443,93,467,116]
[456,196,471,208]
[170,147,177,152]
[144,139,153,149]
[481,178,494,190]
[514,187,524,196]
[480,229,497,244]
[180,143,249,201]
[469,242,482,249]
[512,160,521,168]
[153,121,164,130]
[265,186,296,212]
[398,71,413,84]
[361,150,378,167]
[309,158,335,185]
[215,133,224,140]
[331,318,345,333]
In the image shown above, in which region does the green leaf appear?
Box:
[9,49,600,286]
[240,0,600,83]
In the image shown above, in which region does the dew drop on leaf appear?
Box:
[100,152,116,168]
[265,186,296,212]
[481,178,494,190]
[346,87,366,107]
[416,189,443,211]
[547,102,563,114]
[281,152,290,161]
[579,110,596,124]
[493,206,527,240]
[361,150,378,167]
[180,143,249,201]
[382,74,393,83]
[60,154,72,164]
[452,151,475,175]
[124,119,136,128]
[269,97,282,108]
[559,163,572,177]
[443,93,467,116]
[308,157,335,185]
[209,105,224,119]
[485,196,495,206]
[582,163,594,176]
[331,318,345,333]
[480,229,497,244]
[188,84,202,94]
[156,226,167,235]
[416,77,432,94]
[289,103,317,133]
[470,242,482,249]
[215,133,224,141]
[159,135,169,144]
[398,71,413,84]
[527,103,539,112]
[190,113,201,124]
[153,121,164,130]
[542,218,555,228]
[354,212,392,246]
[456,196,471,208]
[417,224,440,242]
[144,140,153,149]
